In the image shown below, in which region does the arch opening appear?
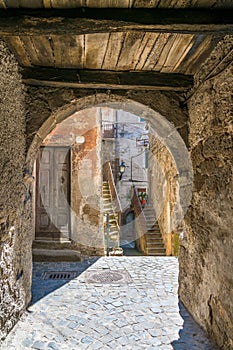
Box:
[27,93,193,258]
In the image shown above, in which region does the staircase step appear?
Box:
[147,241,165,247]
[104,214,116,219]
[146,225,160,230]
[147,252,166,256]
[146,236,163,243]
[136,204,166,256]
[146,248,166,255]
[146,241,164,246]
[145,232,162,236]
[33,249,81,262]
[146,230,161,235]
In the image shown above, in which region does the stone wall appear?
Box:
[148,135,179,255]
[0,40,31,339]
[179,36,233,350]
[25,88,188,154]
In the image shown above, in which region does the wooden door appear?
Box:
[35,146,70,241]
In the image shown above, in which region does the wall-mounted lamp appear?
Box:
[119,161,126,180]
[76,135,85,144]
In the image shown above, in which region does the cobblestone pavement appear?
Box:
[1,257,219,350]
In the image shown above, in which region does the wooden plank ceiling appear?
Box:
[5,32,214,75]
[0,0,233,8]
[1,2,232,90]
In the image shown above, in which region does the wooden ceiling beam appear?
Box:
[21,67,193,91]
[0,8,233,35]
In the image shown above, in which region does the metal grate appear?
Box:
[42,271,79,280]
[83,269,132,284]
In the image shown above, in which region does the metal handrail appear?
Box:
[103,161,122,223]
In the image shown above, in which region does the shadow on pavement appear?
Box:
[171,301,220,350]
[30,257,99,305]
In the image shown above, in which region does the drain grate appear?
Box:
[83,269,132,284]
[42,271,79,280]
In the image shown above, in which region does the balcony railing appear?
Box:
[102,123,116,139]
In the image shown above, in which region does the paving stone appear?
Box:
[47,342,60,350]
[22,338,34,347]
[67,321,78,329]
[117,335,130,346]
[32,340,47,349]
[0,257,219,350]
[81,336,94,344]
[92,341,103,350]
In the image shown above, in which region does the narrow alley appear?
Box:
[1,257,219,350]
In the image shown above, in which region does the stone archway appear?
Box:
[27,93,193,229]
[24,93,194,267]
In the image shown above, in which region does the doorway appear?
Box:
[35,146,70,241]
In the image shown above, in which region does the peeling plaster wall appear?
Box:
[42,108,104,255]
[0,40,31,339]
[70,111,103,252]
[179,36,233,350]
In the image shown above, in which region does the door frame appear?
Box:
[34,145,71,242]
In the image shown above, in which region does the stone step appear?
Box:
[145,231,161,236]
[146,238,164,243]
[145,218,157,224]
[109,224,118,228]
[147,252,166,256]
[144,218,156,223]
[146,241,165,247]
[143,209,155,213]
[146,231,161,235]
[103,203,113,208]
[145,226,160,231]
[143,211,155,216]
[108,218,118,223]
[108,227,118,233]
[104,209,114,213]
[146,241,164,247]
[106,232,119,239]
[32,249,81,262]
[146,247,166,255]
[105,228,118,232]
[104,213,116,218]
[147,246,165,252]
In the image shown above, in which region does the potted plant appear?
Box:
[141,192,147,207]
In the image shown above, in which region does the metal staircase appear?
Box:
[143,205,166,256]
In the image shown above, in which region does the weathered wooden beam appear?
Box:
[21,67,193,91]
[0,8,233,35]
